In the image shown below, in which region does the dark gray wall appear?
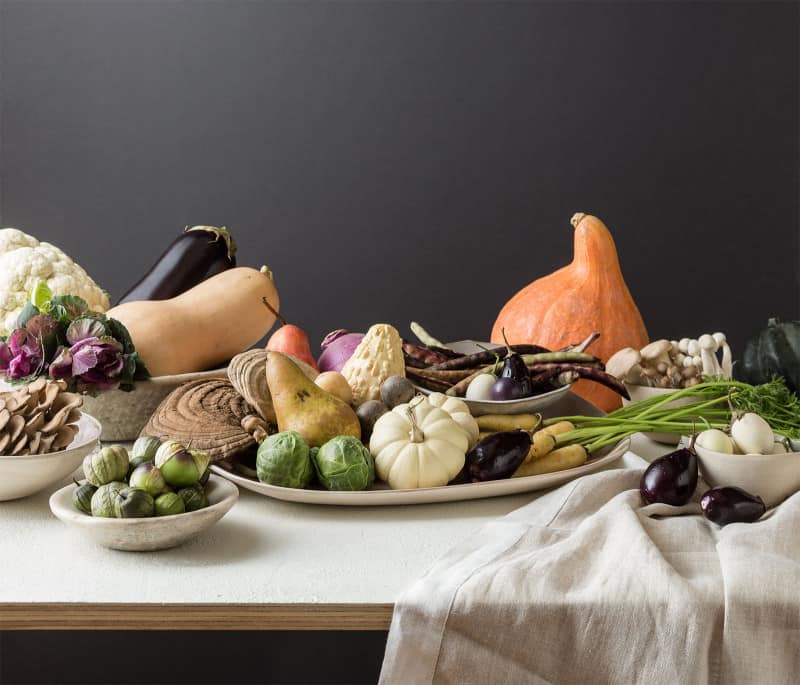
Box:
[1,0,797,357]
[0,3,798,685]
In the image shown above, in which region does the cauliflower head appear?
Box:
[0,228,110,335]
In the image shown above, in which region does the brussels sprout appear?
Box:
[129,463,168,497]
[131,436,161,463]
[114,487,155,518]
[177,484,208,512]
[154,492,186,516]
[83,445,129,486]
[90,481,126,518]
[72,482,97,515]
[156,442,210,487]
[312,436,375,491]
[256,431,314,489]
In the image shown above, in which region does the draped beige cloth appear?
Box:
[380,453,800,684]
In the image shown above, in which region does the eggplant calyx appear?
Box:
[184,225,237,260]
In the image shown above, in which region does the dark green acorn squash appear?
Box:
[739,318,800,394]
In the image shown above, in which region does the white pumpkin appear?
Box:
[425,392,480,449]
[369,399,468,489]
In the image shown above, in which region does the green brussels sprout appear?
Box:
[131,436,161,463]
[155,442,210,487]
[256,431,314,489]
[177,484,208,512]
[114,487,155,518]
[72,482,97,515]
[312,436,375,491]
[83,445,129,486]
[90,481,126,517]
[129,463,168,497]
[154,492,186,516]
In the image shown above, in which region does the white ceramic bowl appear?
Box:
[81,368,228,441]
[688,437,800,508]
[49,476,239,551]
[0,414,102,502]
[622,383,694,444]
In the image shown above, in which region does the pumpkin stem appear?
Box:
[570,213,586,228]
[406,405,425,443]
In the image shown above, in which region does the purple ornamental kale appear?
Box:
[49,336,125,391]
[0,329,44,380]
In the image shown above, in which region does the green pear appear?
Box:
[266,352,361,447]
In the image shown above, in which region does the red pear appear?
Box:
[262,299,319,371]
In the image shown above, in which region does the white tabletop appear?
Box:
[0,435,666,621]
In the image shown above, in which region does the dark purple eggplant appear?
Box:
[467,430,532,482]
[117,225,237,304]
[491,376,533,400]
[700,487,765,526]
[640,442,698,506]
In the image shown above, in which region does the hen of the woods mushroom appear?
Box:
[607,334,733,389]
[0,378,83,455]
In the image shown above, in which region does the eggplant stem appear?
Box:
[261,297,287,326]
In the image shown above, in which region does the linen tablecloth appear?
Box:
[380,453,800,684]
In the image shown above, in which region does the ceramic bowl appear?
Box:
[622,383,694,444]
[0,414,102,502]
[81,368,228,441]
[414,382,572,416]
[49,476,239,551]
[410,340,574,416]
[687,437,800,508]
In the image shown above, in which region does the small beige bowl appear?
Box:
[623,383,694,444]
[81,368,228,441]
[687,437,800,508]
[49,477,239,551]
[0,414,102,501]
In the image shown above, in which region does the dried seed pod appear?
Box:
[142,379,260,461]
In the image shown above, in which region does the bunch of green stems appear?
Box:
[545,380,763,454]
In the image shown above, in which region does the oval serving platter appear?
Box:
[210,439,627,506]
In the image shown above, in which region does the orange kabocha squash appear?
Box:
[491,213,648,412]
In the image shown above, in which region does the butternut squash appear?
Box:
[491,213,648,412]
[107,266,280,376]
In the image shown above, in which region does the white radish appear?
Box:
[466,373,497,401]
[730,413,774,455]
[696,429,734,454]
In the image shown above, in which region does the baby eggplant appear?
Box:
[640,444,698,506]
[492,328,534,400]
[700,486,766,526]
[466,430,532,482]
[491,376,533,401]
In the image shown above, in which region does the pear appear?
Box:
[266,352,361,447]
[262,299,319,370]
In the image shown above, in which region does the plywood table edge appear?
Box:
[0,603,394,631]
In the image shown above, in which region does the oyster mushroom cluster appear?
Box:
[607,334,733,389]
[0,378,83,455]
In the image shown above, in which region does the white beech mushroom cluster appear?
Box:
[607,333,732,389]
